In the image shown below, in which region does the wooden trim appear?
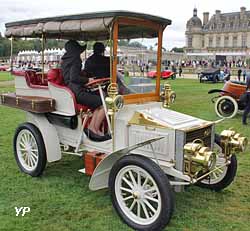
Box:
[124,94,160,104]
[156,27,163,94]
[112,21,118,83]
[117,17,160,30]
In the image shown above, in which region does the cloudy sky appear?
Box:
[1,0,249,50]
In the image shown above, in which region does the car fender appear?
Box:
[26,112,61,162]
[89,136,164,191]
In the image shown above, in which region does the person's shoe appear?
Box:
[84,128,111,142]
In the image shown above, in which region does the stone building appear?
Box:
[185,7,250,60]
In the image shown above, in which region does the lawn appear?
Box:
[0,72,13,82]
[0,77,250,231]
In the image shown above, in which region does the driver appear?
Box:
[84,42,135,95]
[61,40,110,141]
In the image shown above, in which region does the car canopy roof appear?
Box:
[5,10,171,40]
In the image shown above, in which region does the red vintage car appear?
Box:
[0,64,9,71]
[147,70,175,79]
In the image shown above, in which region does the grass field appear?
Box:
[0,72,13,82]
[0,74,250,231]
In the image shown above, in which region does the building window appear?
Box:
[209,37,213,47]
[188,36,192,47]
[230,22,234,28]
[216,36,221,47]
[224,36,229,47]
[233,36,238,47]
[222,23,225,29]
[242,34,247,47]
[248,21,250,27]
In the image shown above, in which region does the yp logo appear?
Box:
[15,207,31,216]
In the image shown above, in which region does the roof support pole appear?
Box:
[156,26,163,94]
[112,20,118,83]
[41,33,45,83]
[10,36,13,72]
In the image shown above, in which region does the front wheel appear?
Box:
[109,154,174,231]
[13,123,47,176]
[196,154,237,191]
[215,95,238,118]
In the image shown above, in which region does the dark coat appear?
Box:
[84,54,110,78]
[61,51,89,96]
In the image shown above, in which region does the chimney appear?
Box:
[215,10,221,20]
[203,12,209,25]
[240,7,246,19]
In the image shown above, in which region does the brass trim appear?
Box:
[31,100,35,109]
[16,97,19,105]
[128,111,167,129]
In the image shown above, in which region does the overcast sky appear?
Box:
[1,0,249,50]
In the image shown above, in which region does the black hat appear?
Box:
[65,40,87,54]
[93,42,105,54]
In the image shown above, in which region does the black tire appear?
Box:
[196,155,237,191]
[109,154,174,231]
[13,122,47,177]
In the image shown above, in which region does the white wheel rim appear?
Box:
[215,96,238,118]
[16,129,39,171]
[201,154,228,184]
[115,165,162,226]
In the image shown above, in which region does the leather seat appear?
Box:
[47,68,90,112]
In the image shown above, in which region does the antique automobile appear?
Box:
[0,11,248,231]
[147,70,175,79]
[209,80,247,118]
[199,68,230,83]
[0,63,9,71]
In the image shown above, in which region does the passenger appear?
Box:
[85,42,135,95]
[61,40,110,141]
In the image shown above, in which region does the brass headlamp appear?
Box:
[220,129,248,155]
[160,83,176,108]
[184,139,216,177]
[105,83,124,115]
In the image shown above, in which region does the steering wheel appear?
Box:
[85,77,110,90]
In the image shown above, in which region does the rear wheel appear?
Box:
[215,96,238,118]
[13,123,47,176]
[109,155,174,231]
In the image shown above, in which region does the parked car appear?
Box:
[0,63,9,71]
[1,10,247,231]
[209,80,247,118]
[199,68,230,83]
[147,70,175,79]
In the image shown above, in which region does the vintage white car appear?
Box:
[1,11,247,231]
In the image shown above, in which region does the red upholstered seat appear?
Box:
[47,68,91,113]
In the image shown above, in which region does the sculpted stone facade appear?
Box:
[185,7,250,56]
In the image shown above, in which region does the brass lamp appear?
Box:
[160,83,176,108]
[184,139,216,177]
[220,129,248,156]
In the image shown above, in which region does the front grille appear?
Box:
[185,125,212,147]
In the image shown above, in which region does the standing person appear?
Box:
[178,66,182,77]
[61,40,110,140]
[237,68,242,81]
[242,74,250,125]
[243,68,247,82]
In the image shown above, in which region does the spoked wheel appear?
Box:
[215,96,238,118]
[109,154,174,231]
[196,154,237,191]
[13,123,47,176]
